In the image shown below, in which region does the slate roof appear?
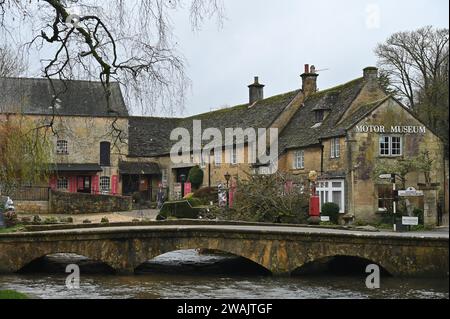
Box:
[50,163,103,172]
[278,77,366,150]
[119,161,161,175]
[129,90,300,157]
[0,77,128,117]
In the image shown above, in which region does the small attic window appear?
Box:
[315,110,324,123]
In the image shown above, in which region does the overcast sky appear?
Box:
[168,0,449,117]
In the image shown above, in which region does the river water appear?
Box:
[0,250,448,299]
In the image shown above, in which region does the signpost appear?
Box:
[402,216,419,226]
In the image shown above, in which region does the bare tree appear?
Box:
[0,45,26,77]
[0,0,225,116]
[375,26,449,155]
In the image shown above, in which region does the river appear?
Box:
[0,250,448,299]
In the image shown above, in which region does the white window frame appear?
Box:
[316,179,345,213]
[56,140,68,155]
[330,138,340,159]
[294,150,304,169]
[100,176,110,194]
[214,150,222,167]
[379,135,403,157]
[57,177,68,190]
[231,146,237,165]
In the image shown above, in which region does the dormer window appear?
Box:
[315,110,324,123]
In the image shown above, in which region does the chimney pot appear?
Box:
[301,64,319,96]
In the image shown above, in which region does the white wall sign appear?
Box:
[398,187,424,197]
[320,216,330,222]
[355,125,426,134]
[402,216,419,226]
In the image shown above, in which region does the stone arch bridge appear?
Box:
[0,224,448,276]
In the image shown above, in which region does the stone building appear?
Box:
[0,65,447,225]
[0,77,129,197]
[128,65,447,225]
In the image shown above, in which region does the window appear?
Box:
[315,110,324,123]
[231,147,237,165]
[379,135,402,157]
[294,150,304,169]
[330,138,340,158]
[56,140,68,155]
[316,179,345,213]
[377,184,393,211]
[57,177,68,190]
[100,141,111,166]
[100,176,110,193]
[215,150,222,167]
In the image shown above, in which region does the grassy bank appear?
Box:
[0,225,25,234]
[0,290,29,299]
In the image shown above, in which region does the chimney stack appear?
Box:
[363,66,379,90]
[248,76,265,104]
[301,64,318,96]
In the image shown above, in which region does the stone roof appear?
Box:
[50,163,103,172]
[0,77,129,117]
[278,77,366,150]
[119,161,161,175]
[128,90,300,157]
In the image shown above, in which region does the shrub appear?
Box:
[20,216,31,224]
[183,193,194,200]
[61,217,74,223]
[43,217,59,225]
[101,217,109,223]
[32,215,42,225]
[132,219,140,223]
[232,173,309,224]
[4,211,18,227]
[193,187,218,205]
[187,166,204,190]
[187,197,203,207]
[413,208,424,225]
[159,200,199,219]
[321,202,340,224]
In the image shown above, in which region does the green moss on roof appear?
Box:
[308,77,364,99]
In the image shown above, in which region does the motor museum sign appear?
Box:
[354,125,426,134]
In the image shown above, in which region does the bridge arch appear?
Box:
[290,254,395,276]
[134,248,272,275]
[130,240,274,275]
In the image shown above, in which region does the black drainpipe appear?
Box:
[319,139,324,175]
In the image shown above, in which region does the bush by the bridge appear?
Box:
[231,172,309,224]
[193,187,218,205]
[159,200,200,220]
[321,203,340,224]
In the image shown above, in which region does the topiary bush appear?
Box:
[187,166,204,190]
[158,200,200,219]
[321,202,340,224]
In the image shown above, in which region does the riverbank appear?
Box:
[0,290,29,299]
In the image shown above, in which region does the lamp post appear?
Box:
[180,174,186,198]
[224,172,231,208]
